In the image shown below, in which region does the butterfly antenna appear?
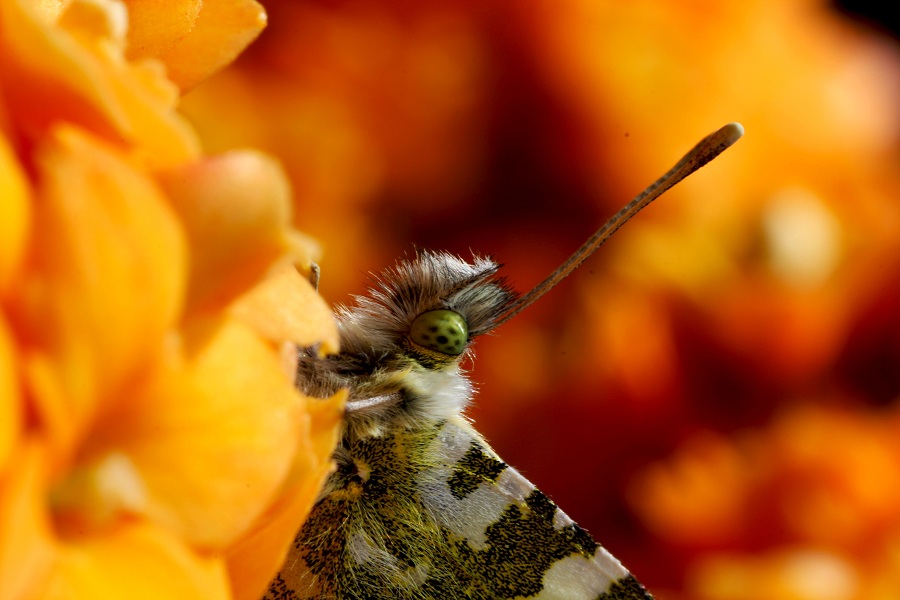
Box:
[494,122,744,327]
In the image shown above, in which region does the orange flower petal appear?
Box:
[628,431,758,546]
[157,151,295,315]
[55,0,128,44]
[0,134,30,295]
[43,522,230,600]
[125,0,203,61]
[20,350,90,478]
[687,548,861,600]
[0,443,56,600]
[0,0,199,166]
[231,263,340,355]
[226,391,345,600]
[149,0,267,91]
[84,317,303,549]
[282,230,324,275]
[0,0,125,143]
[17,126,186,449]
[56,0,202,168]
[0,314,21,473]
[97,55,201,169]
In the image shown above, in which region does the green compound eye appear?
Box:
[409,310,469,356]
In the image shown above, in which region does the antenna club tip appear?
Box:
[722,122,745,143]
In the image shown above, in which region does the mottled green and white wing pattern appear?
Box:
[265,416,651,600]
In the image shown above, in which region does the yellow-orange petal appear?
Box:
[17,126,186,447]
[148,0,267,91]
[81,317,302,549]
[157,150,294,315]
[57,0,202,168]
[283,230,324,276]
[125,0,203,61]
[42,522,230,600]
[0,133,30,294]
[231,263,339,355]
[56,0,128,47]
[227,391,344,600]
[0,443,56,600]
[98,54,201,169]
[21,350,90,478]
[0,0,126,143]
[0,314,20,473]
[0,0,199,166]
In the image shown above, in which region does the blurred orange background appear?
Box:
[182,1,900,598]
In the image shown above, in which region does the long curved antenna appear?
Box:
[494,122,744,327]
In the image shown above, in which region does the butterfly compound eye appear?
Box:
[409,310,468,355]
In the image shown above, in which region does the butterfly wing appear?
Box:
[417,417,652,600]
[265,416,651,600]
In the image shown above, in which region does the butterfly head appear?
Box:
[338,251,517,368]
[296,251,517,407]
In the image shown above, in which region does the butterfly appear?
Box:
[265,123,744,599]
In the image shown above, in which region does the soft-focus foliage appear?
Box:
[182,1,900,598]
[0,1,341,599]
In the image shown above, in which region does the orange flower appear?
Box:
[631,404,900,599]
[0,1,341,599]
